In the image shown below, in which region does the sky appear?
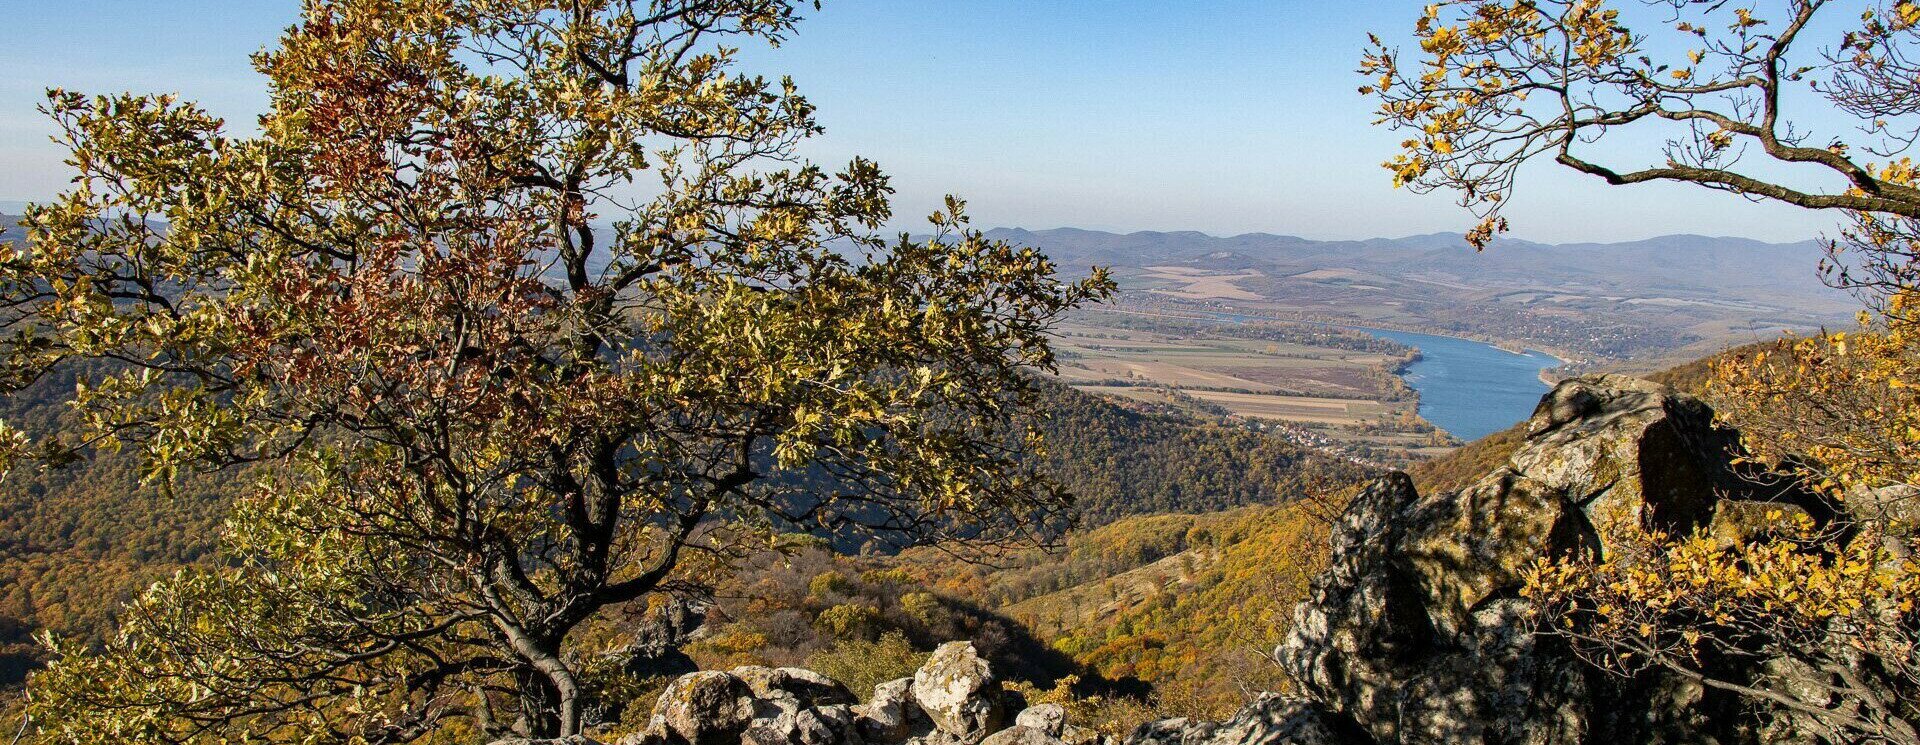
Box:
[0,0,1848,243]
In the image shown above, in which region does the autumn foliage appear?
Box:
[0,1,1111,741]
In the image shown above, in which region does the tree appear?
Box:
[1363,0,1920,247]
[1370,2,1920,740]
[1,1,1111,741]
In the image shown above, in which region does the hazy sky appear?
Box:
[0,0,1846,243]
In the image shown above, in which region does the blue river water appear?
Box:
[1190,312,1563,442]
[1358,328,1562,441]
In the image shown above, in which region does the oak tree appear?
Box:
[1363,0,1920,247]
[1,1,1111,741]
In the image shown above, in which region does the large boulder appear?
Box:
[912,641,1012,741]
[1014,705,1067,738]
[647,671,757,745]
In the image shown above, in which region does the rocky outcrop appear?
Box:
[620,596,710,680]
[616,641,1106,745]
[1125,375,1831,745]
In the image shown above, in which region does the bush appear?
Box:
[803,631,928,701]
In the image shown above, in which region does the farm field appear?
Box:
[1050,311,1448,462]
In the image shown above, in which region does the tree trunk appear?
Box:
[500,625,584,737]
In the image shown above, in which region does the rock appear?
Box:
[980,725,1067,745]
[912,641,1011,739]
[489,738,604,745]
[623,595,709,680]
[650,671,756,745]
[1122,695,1358,744]
[636,647,1087,744]
[1266,375,1822,745]
[1015,704,1067,737]
[1058,724,1109,745]
[857,676,927,742]
[730,665,858,707]
[739,700,848,745]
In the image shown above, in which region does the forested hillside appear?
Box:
[0,362,1364,689]
[1024,379,1368,523]
[895,498,1346,725]
[0,362,245,686]
[896,350,1764,728]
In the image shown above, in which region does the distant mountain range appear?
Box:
[978,227,1852,361]
[983,228,1839,305]
[0,211,1850,360]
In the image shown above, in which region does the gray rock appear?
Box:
[856,676,926,742]
[912,641,1010,739]
[489,738,605,745]
[1269,375,1827,745]
[1122,695,1357,744]
[650,670,756,745]
[731,665,858,707]
[1015,704,1067,737]
[622,595,708,680]
[739,699,847,745]
[981,725,1067,745]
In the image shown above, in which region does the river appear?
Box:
[1170,310,1565,442]
[1358,328,1562,441]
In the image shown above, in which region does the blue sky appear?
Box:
[0,0,1844,243]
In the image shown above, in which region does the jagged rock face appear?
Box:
[1267,375,1799,745]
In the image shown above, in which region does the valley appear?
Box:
[1025,228,1857,463]
[1047,309,1446,464]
